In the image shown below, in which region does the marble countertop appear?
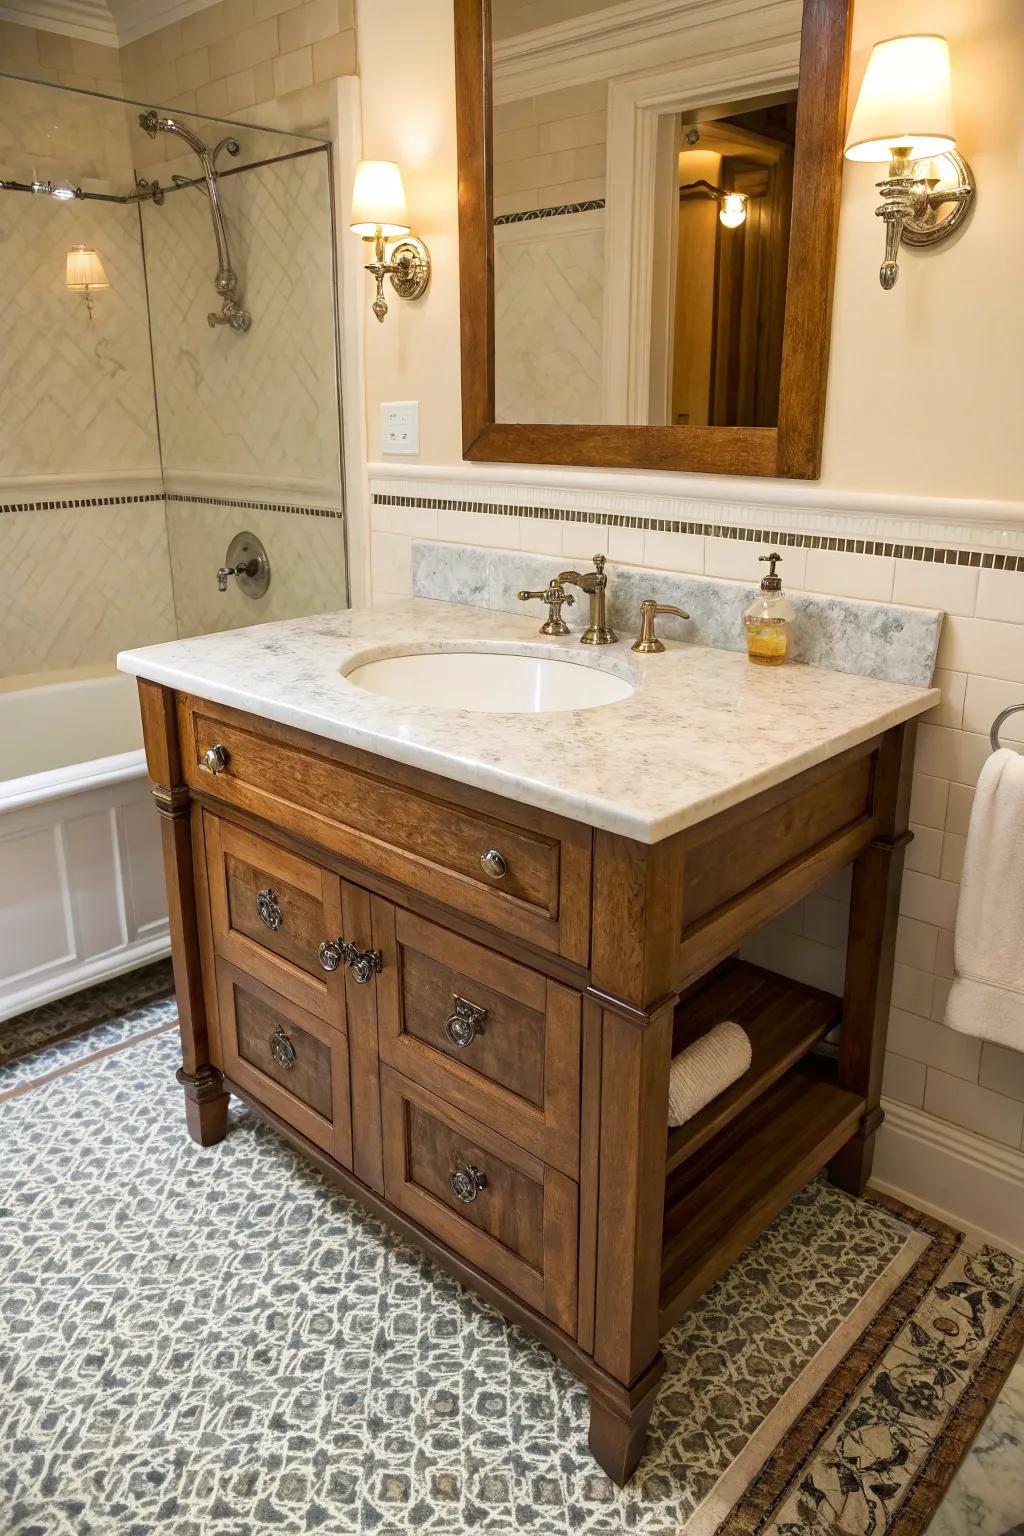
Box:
[118,599,939,844]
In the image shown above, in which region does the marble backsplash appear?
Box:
[410,541,943,688]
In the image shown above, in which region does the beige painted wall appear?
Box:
[356,0,1024,503]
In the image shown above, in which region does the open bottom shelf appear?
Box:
[667,959,842,1175]
[659,1064,863,1335]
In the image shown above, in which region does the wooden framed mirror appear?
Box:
[455,0,852,479]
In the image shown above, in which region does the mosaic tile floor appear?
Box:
[1,967,1020,1535]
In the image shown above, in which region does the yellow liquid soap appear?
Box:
[744,621,790,665]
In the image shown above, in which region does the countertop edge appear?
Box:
[118,651,940,846]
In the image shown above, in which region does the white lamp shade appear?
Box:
[65,245,109,290]
[845,34,956,162]
[719,192,748,229]
[350,159,410,236]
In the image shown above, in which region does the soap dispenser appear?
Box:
[743,552,793,666]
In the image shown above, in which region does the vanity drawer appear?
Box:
[373,902,581,1176]
[380,1067,577,1334]
[218,962,352,1167]
[179,696,591,963]
[204,813,347,1028]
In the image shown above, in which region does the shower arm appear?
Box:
[138,110,251,332]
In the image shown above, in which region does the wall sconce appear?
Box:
[66,245,109,319]
[844,34,975,290]
[719,192,748,230]
[349,159,430,323]
[679,180,751,229]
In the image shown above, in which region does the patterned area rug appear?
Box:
[1,986,1021,1535]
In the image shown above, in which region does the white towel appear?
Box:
[668,1020,752,1127]
[944,747,1024,1049]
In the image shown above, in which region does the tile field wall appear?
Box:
[368,480,1024,1195]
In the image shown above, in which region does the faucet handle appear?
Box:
[631,598,690,654]
[517,582,575,636]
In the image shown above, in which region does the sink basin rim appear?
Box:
[340,642,637,715]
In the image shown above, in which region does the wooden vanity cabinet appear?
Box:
[139,680,914,1488]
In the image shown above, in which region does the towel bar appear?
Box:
[990,703,1024,751]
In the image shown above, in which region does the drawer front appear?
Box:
[180,697,591,962]
[218,962,352,1166]
[374,902,581,1175]
[205,814,347,1027]
[380,1068,577,1334]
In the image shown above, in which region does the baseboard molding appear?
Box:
[874,1097,1024,1258]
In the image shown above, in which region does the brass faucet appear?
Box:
[555,554,617,645]
[516,580,575,635]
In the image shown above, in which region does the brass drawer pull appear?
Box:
[318,937,382,984]
[256,888,282,930]
[269,1025,296,1070]
[445,994,487,1049]
[449,1164,487,1203]
[203,743,230,775]
[480,848,507,881]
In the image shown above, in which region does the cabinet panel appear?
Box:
[374,902,581,1176]
[218,961,352,1167]
[204,813,347,1028]
[381,1067,578,1334]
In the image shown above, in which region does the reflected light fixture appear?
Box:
[349,159,430,323]
[719,192,748,229]
[844,34,975,290]
[66,244,109,319]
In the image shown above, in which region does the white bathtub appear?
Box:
[0,670,169,1022]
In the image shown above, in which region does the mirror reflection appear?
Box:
[490,0,799,429]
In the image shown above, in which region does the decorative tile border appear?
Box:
[0,491,343,520]
[0,493,165,515]
[376,492,1024,572]
[165,493,343,520]
[493,198,606,225]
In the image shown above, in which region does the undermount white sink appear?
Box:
[344,649,635,714]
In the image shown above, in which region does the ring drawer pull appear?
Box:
[256,888,282,930]
[318,938,344,972]
[269,1025,296,1070]
[480,848,508,881]
[445,994,487,1049]
[449,1164,487,1203]
[203,743,230,775]
[318,937,382,983]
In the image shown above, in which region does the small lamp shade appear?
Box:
[845,35,956,162]
[350,160,410,236]
[66,245,109,291]
[719,192,748,229]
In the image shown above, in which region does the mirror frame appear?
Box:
[455,0,852,479]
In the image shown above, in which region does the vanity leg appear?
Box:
[589,998,674,1483]
[139,679,229,1149]
[830,722,915,1196]
[588,1356,666,1485]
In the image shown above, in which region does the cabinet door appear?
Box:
[373,900,581,1176]
[218,961,352,1167]
[204,813,347,1028]
[381,1067,578,1334]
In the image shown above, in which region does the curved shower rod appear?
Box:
[139,109,251,332]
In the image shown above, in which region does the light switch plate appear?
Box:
[381,400,419,455]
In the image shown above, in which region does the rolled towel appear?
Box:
[945,746,1024,1048]
[668,1020,752,1127]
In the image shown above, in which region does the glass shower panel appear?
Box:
[135,107,347,638]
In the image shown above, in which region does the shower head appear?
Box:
[137,109,207,157]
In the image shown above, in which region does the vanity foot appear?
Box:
[828,1111,882,1197]
[587,1356,665,1486]
[177,1065,229,1147]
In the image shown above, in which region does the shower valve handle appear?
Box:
[217,559,258,592]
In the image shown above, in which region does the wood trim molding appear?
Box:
[492,0,800,103]
[455,0,854,480]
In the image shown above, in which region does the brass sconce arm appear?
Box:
[874,145,974,290]
[362,226,431,323]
